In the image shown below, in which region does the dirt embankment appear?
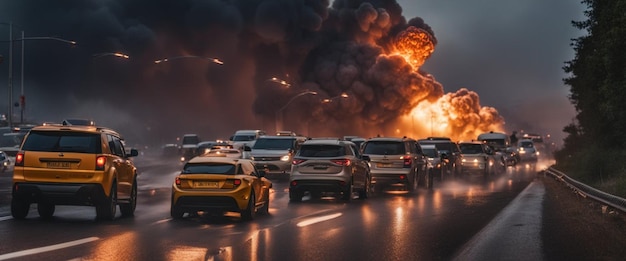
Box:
[541,175,626,260]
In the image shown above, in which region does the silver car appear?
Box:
[289,139,371,202]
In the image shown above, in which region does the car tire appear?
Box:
[120,178,137,217]
[96,182,117,221]
[343,183,353,201]
[358,177,371,199]
[37,201,55,219]
[241,191,256,221]
[11,197,30,220]
[259,194,270,215]
[289,189,303,202]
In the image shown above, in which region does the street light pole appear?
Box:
[275,90,317,132]
[16,33,76,124]
[7,22,13,128]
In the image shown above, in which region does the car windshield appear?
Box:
[21,131,101,153]
[362,141,405,155]
[252,138,294,150]
[298,144,345,157]
[520,142,534,148]
[183,163,236,174]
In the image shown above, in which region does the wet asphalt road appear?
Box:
[0,155,544,260]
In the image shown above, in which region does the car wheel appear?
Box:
[96,182,117,221]
[427,170,434,189]
[37,201,55,219]
[289,189,303,202]
[241,191,256,221]
[120,178,137,217]
[343,183,353,201]
[358,176,371,199]
[259,194,270,215]
[11,197,30,220]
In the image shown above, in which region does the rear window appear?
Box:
[362,141,405,155]
[422,148,438,158]
[298,144,345,157]
[183,163,236,174]
[253,138,294,150]
[21,131,101,154]
[233,135,256,141]
[459,144,484,154]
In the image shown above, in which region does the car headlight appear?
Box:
[280,155,291,162]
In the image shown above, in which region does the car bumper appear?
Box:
[171,186,252,211]
[12,182,107,206]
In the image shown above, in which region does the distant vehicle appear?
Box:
[170,157,271,221]
[250,135,307,175]
[417,138,462,177]
[0,132,26,162]
[517,139,539,163]
[289,139,371,201]
[197,140,232,155]
[276,130,297,136]
[420,144,446,181]
[362,137,429,191]
[477,131,516,166]
[0,151,10,172]
[203,148,243,159]
[458,141,500,177]
[180,134,201,162]
[161,143,180,157]
[230,130,267,150]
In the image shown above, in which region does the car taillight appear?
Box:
[399,174,406,180]
[15,152,24,166]
[331,159,351,166]
[402,156,412,168]
[227,179,242,187]
[292,159,306,165]
[175,176,181,186]
[96,156,106,170]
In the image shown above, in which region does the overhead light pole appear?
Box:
[17,32,76,124]
[275,90,317,132]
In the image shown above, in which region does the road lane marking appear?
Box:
[0,237,100,260]
[297,213,342,227]
[0,216,12,222]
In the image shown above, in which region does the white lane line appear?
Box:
[0,216,12,222]
[296,213,342,227]
[0,237,100,261]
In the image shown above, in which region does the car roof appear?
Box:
[30,124,121,137]
[365,137,415,142]
[187,156,251,164]
[458,140,484,144]
[302,139,343,145]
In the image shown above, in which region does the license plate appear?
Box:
[47,162,71,169]
[377,163,392,168]
[313,165,328,170]
[194,181,219,188]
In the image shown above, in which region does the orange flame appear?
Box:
[389,27,504,141]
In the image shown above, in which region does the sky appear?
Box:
[0,0,588,147]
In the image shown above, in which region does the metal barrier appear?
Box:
[543,167,626,213]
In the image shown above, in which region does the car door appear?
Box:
[348,143,368,188]
[242,161,267,204]
[108,134,135,198]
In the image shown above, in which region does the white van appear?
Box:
[477,131,510,149]
[230,129,267,150]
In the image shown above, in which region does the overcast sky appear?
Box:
[398,0,587,144]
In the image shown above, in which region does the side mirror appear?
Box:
[128,148,139,157]
[243,145,252,152]
[362,155,371,162]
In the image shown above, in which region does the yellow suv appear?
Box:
[11,124,139,220]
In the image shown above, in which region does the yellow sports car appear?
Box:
[171,156,272,220]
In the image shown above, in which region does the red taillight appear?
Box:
[290,181,298,186]
[230,179,242,187]
[402,156,412,168]
[331,159,352,166]
[175,176,181,186]
[292,159,306,165]
[96,156,106,170]
[399,174,406,180]
[15,152,24,166]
